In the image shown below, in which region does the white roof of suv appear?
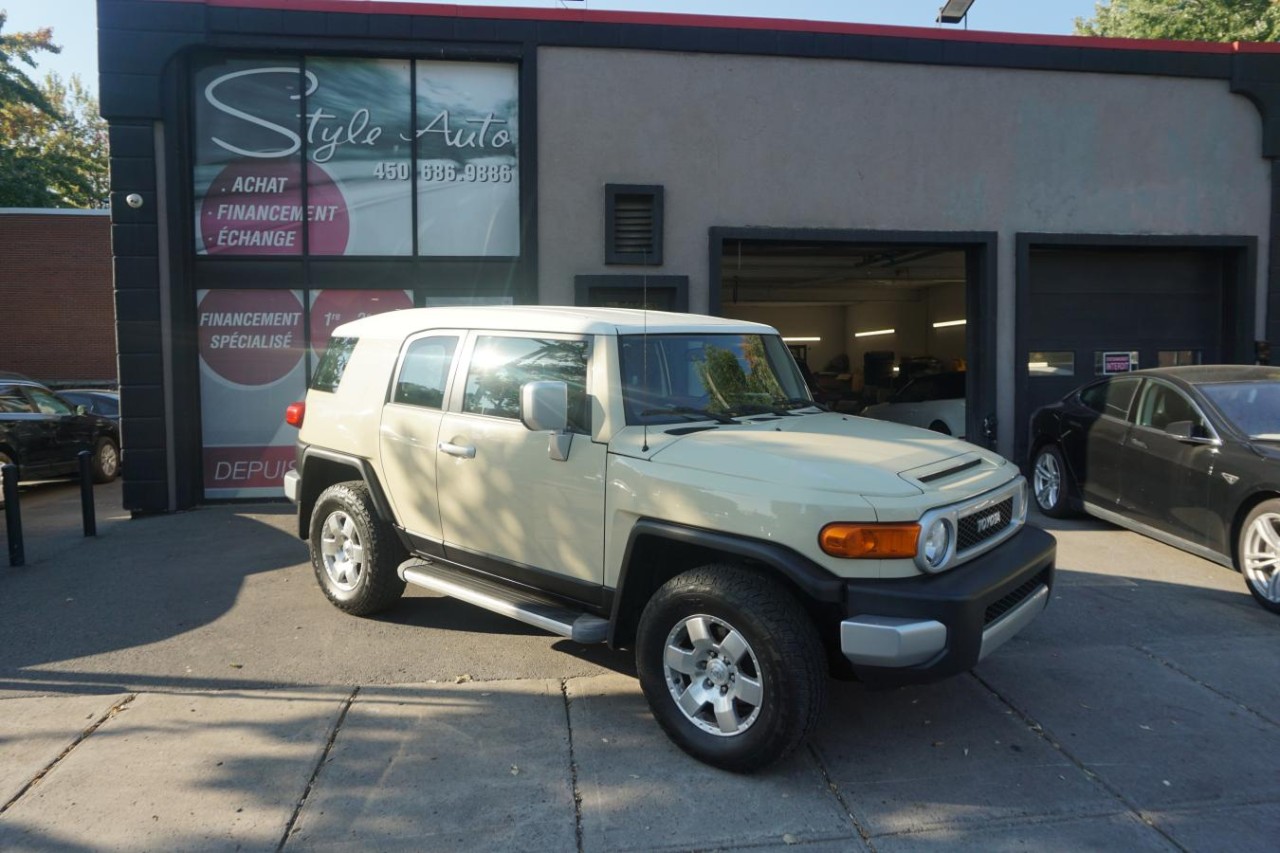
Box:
[333,306,775,340]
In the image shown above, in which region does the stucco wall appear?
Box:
[537,47,1271,455]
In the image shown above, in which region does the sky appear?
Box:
[6,0,1104,97]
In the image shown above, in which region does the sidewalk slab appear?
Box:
[0,693,129,807]
[567,674,858,853]
[287,680,576,852]
[977,645,1280,811]
[813,678,1117,838]
[872,812,1178,852]
[0,688,348,852]
[1148,801,1280,853]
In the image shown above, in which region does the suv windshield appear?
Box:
[619,333,812,424]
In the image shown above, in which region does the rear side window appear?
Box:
[311,337,357,393]
[0,385,35,413]
[393,336,458,409]
[1079,377,1139,419]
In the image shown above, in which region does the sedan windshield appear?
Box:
[1198,381,1280,439]
[619,333,813,424]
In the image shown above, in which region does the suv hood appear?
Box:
[635,413,991,498]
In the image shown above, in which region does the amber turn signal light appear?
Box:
[284,401,305,428]
[819,522,920,558]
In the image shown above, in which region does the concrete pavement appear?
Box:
[1,480,1277,851]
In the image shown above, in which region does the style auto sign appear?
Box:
[194,60,518,257]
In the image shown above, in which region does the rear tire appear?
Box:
[928,420,951,435]
[635,565,826,772]
[1031,444,1075,518]
[309,481,406,616]
[1237,500,1280,615]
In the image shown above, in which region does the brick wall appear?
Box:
[0,210,117,386]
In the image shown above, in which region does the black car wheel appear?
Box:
[1237,500,1280,615]
[635,565,826,772]
[91,437,121,483]
[1031,444,1075,518]
[309,481,406,616]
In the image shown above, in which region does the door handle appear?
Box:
[438,441,476,459]
[1130,437,1147,450]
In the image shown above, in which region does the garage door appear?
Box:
[1019,247,1227,461]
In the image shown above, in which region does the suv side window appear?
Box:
[312,337,358,393]
[462,336,590,432]
[1079,377,1139,420]
[26,387,74,416]
[393,336,458,409]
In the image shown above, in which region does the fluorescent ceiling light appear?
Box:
[854,329,896,338]
[1028,361,1049,369]
[783,336,821,343]
[937,0,975,24]
[932,319,967,328]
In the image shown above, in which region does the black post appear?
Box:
[78,451,97,537]
[2,463,22,567]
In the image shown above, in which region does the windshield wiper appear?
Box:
[641,406,741,424]
[779,398,829,412]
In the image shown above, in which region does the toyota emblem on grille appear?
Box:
[976,510,1003,533]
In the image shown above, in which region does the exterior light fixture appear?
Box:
[854,329,896,338]
[937,0,975,25]
[783,336,822,343]
[932,319,967,328]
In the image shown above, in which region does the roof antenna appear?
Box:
[641,251,650,452]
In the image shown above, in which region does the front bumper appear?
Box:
[839,525,1056,686]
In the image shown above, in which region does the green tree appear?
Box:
[0,72,110,207]
[1075,0,1280,43]
[0,12,108,208]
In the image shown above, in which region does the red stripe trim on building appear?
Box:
[178,0,1280,55]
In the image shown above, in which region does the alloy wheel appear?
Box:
[98,443,120,478]
[320,510,365,591]
[1241,512,1280,605]
[1033,451,1061,511]
[662,613,764,737]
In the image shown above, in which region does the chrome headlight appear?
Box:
[919,517,953,572]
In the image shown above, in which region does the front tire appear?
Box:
[309,481,406,616]
[635,565,826,772]
[1031,444,1074,518]
[1237,500,1280,615]
[91,437,121,483]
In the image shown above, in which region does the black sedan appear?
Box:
[1028,365,1280,614]
[0,379,121,484]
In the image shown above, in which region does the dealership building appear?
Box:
[97,0,1280,512]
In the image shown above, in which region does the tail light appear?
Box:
[285,401,305,428]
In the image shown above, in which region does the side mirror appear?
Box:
[75,404,88,416]
[521,381,574,462]
[520,381,569,432]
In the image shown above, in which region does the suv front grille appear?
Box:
[958,497,1013,552]
[984,573,1046,626]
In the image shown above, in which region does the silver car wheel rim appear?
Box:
[99,443,119,477]
[1033,452,1061,510]
[1241,512,1280,604]
[663,614,764,737]
[320,510,364,592]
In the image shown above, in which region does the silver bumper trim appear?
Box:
[978,584,1049,662]
[840,616,947,667]
[283,469,300,503]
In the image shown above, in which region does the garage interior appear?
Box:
[716,240,970,415]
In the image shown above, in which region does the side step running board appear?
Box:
[399,560,609,645]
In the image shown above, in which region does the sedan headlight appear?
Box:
[920,518,953,572]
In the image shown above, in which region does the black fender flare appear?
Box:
[296,446,397,538]
[607,519,845,648]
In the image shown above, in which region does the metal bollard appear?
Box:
[2,462,22,567]
[78,451,97,538]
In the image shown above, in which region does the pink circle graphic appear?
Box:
[199,289,305,387]
[200,160,349,255]
[310,290,414,358]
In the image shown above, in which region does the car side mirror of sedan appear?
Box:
[1165,420,1212,442]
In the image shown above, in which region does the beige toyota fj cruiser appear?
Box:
[284,306,1055,771]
